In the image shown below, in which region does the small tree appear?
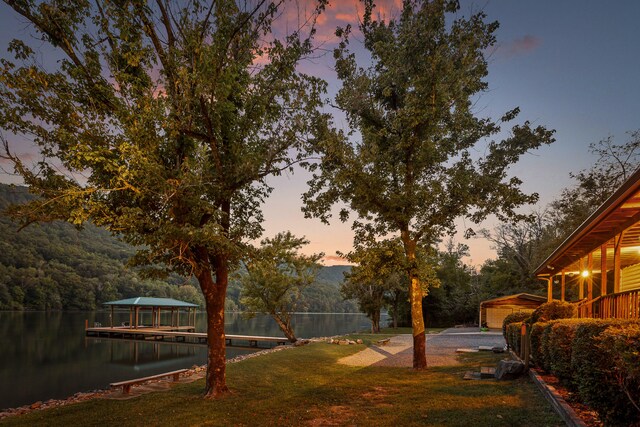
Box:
[341,238,438,333]
[341,279,386,333]
[238,232,322,342]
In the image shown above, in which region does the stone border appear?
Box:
[528,369,586,427]
[507,350,585,427]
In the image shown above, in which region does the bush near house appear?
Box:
[528,319,640,426]
[506,322,524,353]
[529,321,549,368]
[527,300,576,324]
[502,311,531,341]
[546,319,586,382]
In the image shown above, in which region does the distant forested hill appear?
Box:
[0,184,355,312]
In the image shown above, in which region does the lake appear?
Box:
[0,311,376,410]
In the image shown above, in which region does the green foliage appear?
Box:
[506,322,524,354]
[570,320,640,426]
[424,241,479,327]
[341,238,433,332]
[0,0,330,394]
[480,212,557,292]
[0,184,205,310]
[525,319,640,425]
[596,323,640,420]
[303,0,554,360]
[538,322,556,372]
[545,319,583,382]
[528,300,576,324]
[238,232,322,341]
[529,321,549,368]
[502,312,531,340]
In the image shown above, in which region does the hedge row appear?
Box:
[505,321,524,354]
[516,319,640,426]
[502,311,531,340]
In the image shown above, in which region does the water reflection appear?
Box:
[0,311,376,409]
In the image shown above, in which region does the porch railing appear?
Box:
[575,289,640,320]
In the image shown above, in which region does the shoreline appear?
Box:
[0,337,329,420]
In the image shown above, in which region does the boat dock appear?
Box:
[85,325,289,348]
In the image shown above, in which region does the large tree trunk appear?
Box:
[402,232,427,369]
[197,249,230,398]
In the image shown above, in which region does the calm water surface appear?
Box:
[0,311,374,409]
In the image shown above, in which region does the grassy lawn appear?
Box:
[4,335,562,427]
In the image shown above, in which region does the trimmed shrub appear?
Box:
[546,319,584,382]
[571,320,639,426]
[506,322,523,353]
[528,300,576,324]
[595,322,640,425]
[502,311,531,341]
[530,321,549,369]
[539,322,555,372]
[525,318,640,425]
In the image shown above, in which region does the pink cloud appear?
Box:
[500,35,541,57]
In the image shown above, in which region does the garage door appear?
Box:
[486,308,514,329]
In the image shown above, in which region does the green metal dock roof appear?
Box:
[103,297,198,308]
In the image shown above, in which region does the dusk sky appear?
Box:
[1,1,639,267]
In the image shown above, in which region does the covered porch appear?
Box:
[534,168,640,320]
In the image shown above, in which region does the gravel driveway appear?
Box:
[338,327,506,368]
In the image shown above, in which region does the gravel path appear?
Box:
[338,327,506,368]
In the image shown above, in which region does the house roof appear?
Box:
[480,293,547,305]
[103,297,198,308]
[534,167,640,277]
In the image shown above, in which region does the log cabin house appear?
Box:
[534,168,640,319]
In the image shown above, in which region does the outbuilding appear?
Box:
[103,297,198,330]
[479,293,547,329]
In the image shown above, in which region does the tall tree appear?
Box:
[549,131,640,241]
[479,210,552,291]
[238,231,322,342]
[0,0,328,397]
[424,240,476,326]
[303,0,555,368]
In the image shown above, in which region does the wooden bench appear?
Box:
[110,369,189,394]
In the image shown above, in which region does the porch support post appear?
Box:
[561,271,566,302]
[614,233,622,293]
[587,252,593,301]
[110,305,114,328]
[579,258,585,300]
[601,244,607,296]
[547,276,553,302]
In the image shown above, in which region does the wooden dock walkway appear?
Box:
[85,326,289,347]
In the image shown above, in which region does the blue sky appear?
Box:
[1,1,639,266]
